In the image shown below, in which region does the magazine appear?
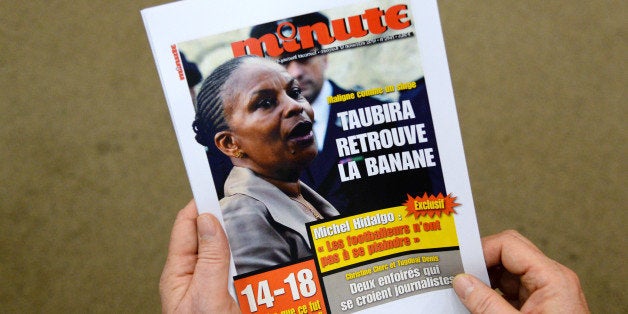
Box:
[142,0,488,312]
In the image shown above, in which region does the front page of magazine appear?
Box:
[142,0,488,312]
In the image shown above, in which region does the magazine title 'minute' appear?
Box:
[231,4,412,58]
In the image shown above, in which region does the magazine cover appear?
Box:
[142,0,488,312]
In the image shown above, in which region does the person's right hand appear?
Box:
[452,230,589,314]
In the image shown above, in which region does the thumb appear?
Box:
[194,213,232,296]
[453,274,518,314]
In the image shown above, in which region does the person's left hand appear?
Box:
[159,200,241,314]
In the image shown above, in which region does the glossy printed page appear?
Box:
[142,1,487,312]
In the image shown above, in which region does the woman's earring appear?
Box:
[234,150,245,158]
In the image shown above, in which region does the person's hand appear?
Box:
[159,200,241,314]
[453,230,589,314]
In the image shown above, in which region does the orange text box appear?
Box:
[234,259,327,314]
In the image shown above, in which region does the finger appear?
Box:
[453,274,518,314]
[481,230,548,275]
[166,200,199,258]
[192,213,233,298]
[482,231,572,305]
[496,268,521,300]
[479,231,590,313]
[519,261,589,313]
[160,200,200,310]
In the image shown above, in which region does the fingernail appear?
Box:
[453,274,474,301]
[198,214,217,240]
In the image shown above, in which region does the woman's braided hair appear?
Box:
[192,55,256,147]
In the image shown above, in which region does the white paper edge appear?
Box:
[141,0,489,311]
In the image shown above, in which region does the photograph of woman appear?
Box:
[192,55,340,274]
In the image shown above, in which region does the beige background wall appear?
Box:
[1,1,625,312]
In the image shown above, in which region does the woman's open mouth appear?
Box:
[287,120,315,146]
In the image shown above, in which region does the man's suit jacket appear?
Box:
[300,80,439,216]
[398,77,446,195]
[300,80,384,215]
[220,166,339,275]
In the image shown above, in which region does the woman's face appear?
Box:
[220,58,317,181]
